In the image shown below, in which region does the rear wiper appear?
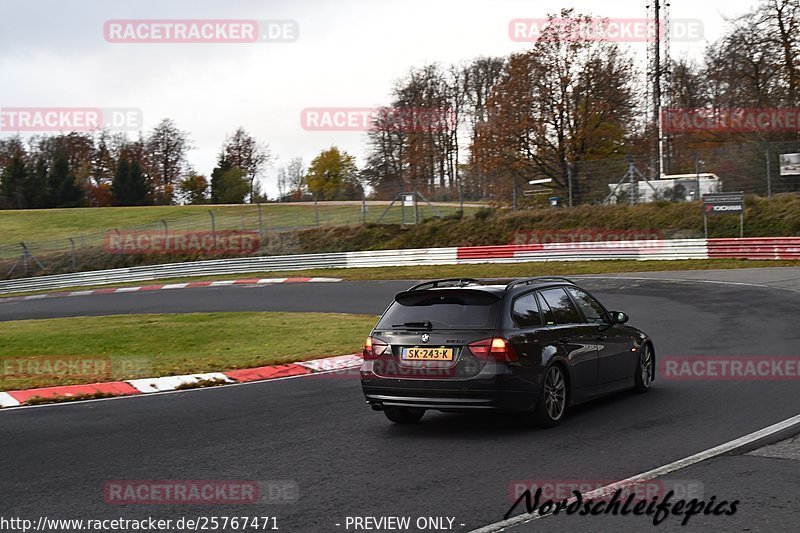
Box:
[391,321,433,330]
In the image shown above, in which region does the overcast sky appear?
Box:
[0,0,759,196]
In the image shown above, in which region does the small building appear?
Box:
[607,173,722,203]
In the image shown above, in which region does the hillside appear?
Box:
[2,194,799,278]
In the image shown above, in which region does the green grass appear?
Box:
[5,194,799,271]
[0,312,377,391]
[2,258,799,298]
[0,202,480,249]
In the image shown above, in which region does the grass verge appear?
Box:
[0,312,377,391]
[2,259,800,298]
[0,203,479,245]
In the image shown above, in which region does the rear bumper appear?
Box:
[363,390,531,411]
[361,364,539,412]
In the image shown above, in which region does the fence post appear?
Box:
[209,210,216,248]
[567,164,574,207]
[18,242,43,276]
[68,237,77,271]
[695,154,701,200]
[160,220,168,253]
[740,212,744,238]
[765,147,772,197]
[511,175,517,210]
[22,243,29,276]
[361,193,367,223]
[413,185,419,223]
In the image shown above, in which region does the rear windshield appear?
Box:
[376,290,500,330]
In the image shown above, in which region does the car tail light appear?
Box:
[467,338,518,363]
[363,337,389,360]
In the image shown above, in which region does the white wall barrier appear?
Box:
[2,237,799,295]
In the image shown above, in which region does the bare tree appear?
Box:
[462,56,505,197]
[276,167,287,201]
[146,119,193,204]
[223,127,271,203]
[362,107,408,197]
[756,0,800,107]
[286,156,305,200]
[470,9,637,203]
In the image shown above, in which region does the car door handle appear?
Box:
[597,334,607,341]
[558,336,571,343]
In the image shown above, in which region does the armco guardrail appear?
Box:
[707,238,800,260]
[1,237,798,295]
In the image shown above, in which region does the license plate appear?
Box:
[401,347,454,361]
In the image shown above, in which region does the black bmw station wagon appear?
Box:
[360,277,654,427]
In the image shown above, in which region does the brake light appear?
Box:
[467,338,518,362]
[363,337,389,360]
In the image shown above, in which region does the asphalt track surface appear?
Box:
[1,269,800,532]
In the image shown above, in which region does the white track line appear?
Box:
[114,287,140,293]
[161,283,189,289]
[69,290,93,296]
[572,274,800,294]
[470,412,800,532]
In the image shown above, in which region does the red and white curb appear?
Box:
[0,277,342,303]
[0,353,363,408]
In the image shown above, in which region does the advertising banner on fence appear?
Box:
[702,192,744,215]
[779,153,800,176]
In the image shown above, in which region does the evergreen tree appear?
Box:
[128,159,149,205]
[111,156,131,205]
[210,151,232,204]
[25,156,50,208]
[1,153,29,209]
[48,152,83,207]
[112,155,149,206]
[217,167,249,204]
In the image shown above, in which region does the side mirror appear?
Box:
[610,311,629,324]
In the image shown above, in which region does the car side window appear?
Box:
[566,287,609,324]
[536,292,556,325]
[539,287,582,325]
[511,293,543,328]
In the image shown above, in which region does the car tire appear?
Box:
[383,406,425,424]
[633,344,654,393]
[532,364,567,428]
